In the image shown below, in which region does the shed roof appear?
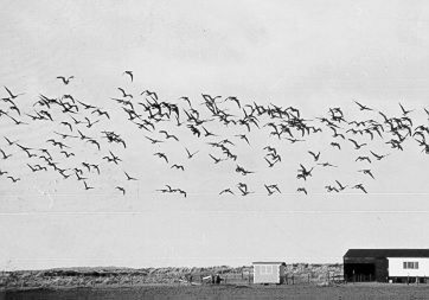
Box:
[344,249,429,258]
[252,262,286,265]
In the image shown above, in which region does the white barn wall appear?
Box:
[388,257,429,277]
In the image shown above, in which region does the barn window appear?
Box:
[403,262,419,269]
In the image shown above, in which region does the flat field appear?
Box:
[3,283,429,300]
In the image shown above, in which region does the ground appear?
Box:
[3,283,429,300]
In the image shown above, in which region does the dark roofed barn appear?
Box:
[344,249,429,283]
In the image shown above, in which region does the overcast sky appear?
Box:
[1,0,429,270]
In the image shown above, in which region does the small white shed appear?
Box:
[252,261,286,284]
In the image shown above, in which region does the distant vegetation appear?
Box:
[1,263,343,289]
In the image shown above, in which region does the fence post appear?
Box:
[292,275,294,285]
[308,274,310,284]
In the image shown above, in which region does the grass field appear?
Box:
[3,283,429,300]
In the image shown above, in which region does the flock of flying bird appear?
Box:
[1,71,429,197]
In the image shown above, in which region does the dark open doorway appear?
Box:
[344,263,375,282]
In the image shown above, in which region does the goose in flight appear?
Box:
[116,186,126,195]
[353,100,372,111]
[83,181,94,190]
[335,180,347,191]
[358,169,375,179]
[219,188,234,195]
[171,164,185,171]
[3,86,24,99]
[118,87,133,98]
[123,70,133,82]
[7,176,20,183]
[0,148,12,159]
[297,187,308,195]
[56,76,74,85]
[348,138,367,150]
[124,171,137,181]
[185,148,199,159]
[308,151,320,162]
[399,102,414,116]
[353,184,367,193]
[370,150,390,161]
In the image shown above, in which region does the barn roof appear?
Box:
[344,249,429,258]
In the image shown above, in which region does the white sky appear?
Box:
[1,0,429,270]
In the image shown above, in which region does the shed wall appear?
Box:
[253,264,281,284]
[388,257,429,277]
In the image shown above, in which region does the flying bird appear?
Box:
[353,184,368,193]
[353,100,372,111]
[308,151,321,162]
[171,164,185,171]
[224,96,241,108]
[317,162,338,168]
[83,181,94,190]
[4,136,18,146]
[399,102,414,116]
[91,108,110,119]
[60,121,73,132]
[123,70,133,82]
[159,130,179,141]
[84,117,100,128]
[355,156,371,163]
[176,189,187,198]
[219,188,234,195]
[348,138,367,150]
[358,169,375,179]
[7,176,20,183]
[330,142,341,150]
[235,134,250,145]
[124,171,137,181]
[118,87,133,98]
[0,149,12,159]
[154,152,169,163]
[3,86,24,99]
[185,148,199,159]
[60,150,75,158]
[145,136,164,145]
[264,157,278,168]
[141,90,158,101]
[335,180,347,191]
[325,185,339,193]
[56,76,74,85]
[116,186,126,195]
[297,187,308,195]
[76,99,97,110]
[209,154,223,164]
[370,151,390,161]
